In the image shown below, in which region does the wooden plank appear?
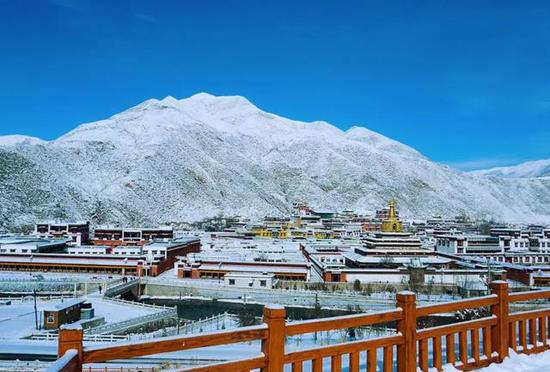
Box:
[490,281,509,363]
[539,316,547,349]
[383,345,393,372]
[433,336,442,371]
[508,322,517,352]
[508,309,550,322]
[45,349,79,372]
[483,326,492,357]
[519,319,527,350]
[529,318,537,350]
[459,331,468,365]
[367,348,376,372]
[285,309,402,336]
[180,356,267,372]
[416,295,498,317]
[446,333,455,365]
[455,355,499,370]
[471,328,480,363]
[349,351,359,372]
[509,289,550,303]
[396,291,416,372]
[312,357,323,372]
[291,361,302,372]
[331,355,342,372]
[419,339,428,372]
[417,317,496,340]
[83,325,267,363]
[284,334,403,364]
[261,305,286,372]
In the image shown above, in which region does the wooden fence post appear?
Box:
[58,324,83,369]
[396,291,417,372]
[261,304,286,372]
[490,280,509,362]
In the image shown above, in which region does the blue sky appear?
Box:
[1,1,549,170]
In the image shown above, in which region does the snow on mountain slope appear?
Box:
[1,92,550,229]
[0,135,45,147]
[471,159,550,178]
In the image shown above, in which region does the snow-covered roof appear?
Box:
[200,263,308,274]
[344,252,450,265]
[224,272,275,278]
[0,255,140,267]
[43,298,85,312]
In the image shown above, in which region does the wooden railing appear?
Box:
[49,281,550,372]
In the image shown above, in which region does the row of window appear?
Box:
[0,249,34,253]
[485,255,550,264]
[227,278,268,287]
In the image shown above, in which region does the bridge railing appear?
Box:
[51,280,550,371]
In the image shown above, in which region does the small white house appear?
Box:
[223,272,276,289]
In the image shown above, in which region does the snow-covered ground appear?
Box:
[83,292,159,324]
[440,349,550,371]
[0,292,158,339]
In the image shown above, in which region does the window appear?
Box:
[228,279,235,285]
[260,280,267,287]
[47,313,55,324]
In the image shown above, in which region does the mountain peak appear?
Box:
[2,94,550,226]
[0,134,45,147]
[181,92,257,111]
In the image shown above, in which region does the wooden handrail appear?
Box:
[54,281,550,372]
[45,349,79,372]
[509,289,550,302]
[283,334,403,363]
[178,355,267,372]
[285,308,402,336]
[83,324,268,363]
[416,295,498,317]
[417,316,497,339]
[508,308,550,322]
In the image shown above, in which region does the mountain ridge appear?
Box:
[471,159,550,178]
[1,93,550,229]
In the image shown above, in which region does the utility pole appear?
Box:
[33,289,38,330]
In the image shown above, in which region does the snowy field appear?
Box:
[0,293,159,339]
[440,349,550,371]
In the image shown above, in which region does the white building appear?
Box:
[223,272,276,289]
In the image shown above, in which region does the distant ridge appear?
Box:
[471,159,550,178]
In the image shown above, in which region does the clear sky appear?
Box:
[1,1,549,170]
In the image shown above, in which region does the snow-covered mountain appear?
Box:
[471,159,550,178]
[1,92,550,229]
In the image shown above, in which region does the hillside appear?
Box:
[1,93,550,229]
